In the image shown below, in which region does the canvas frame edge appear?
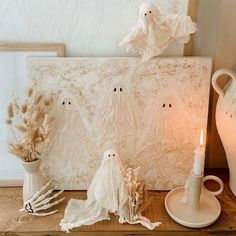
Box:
[0,42,65,57]
[184,0,198,56]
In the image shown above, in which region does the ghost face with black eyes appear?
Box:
[162,103,172,108]
[104,149,118,160]
[139,2,160,24]
[61,97,72,110]
[113,86,123,93]
[160,96,175,112]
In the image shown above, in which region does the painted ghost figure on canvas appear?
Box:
[119,2,197,62]
[41,94,98,188]
[60,149,160,232]
[94,81,140,158]
[137,95,195,189]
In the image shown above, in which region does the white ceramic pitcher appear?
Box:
[212,68,236,196]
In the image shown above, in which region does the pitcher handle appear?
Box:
[212,68,236,97]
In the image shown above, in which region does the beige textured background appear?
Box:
[193,0,236,168]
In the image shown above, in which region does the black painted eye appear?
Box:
[114,88,116,92]
[144,13,147,16]
[149,11,152,13]
[120,88,122,92]
[62,101,65,105]
[162,104,165,107]
[113,154,115,157]
[169,104,172,108]
[68,101,71,105]
[108,154,110,157]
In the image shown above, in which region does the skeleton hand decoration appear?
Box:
[19,181,65,216]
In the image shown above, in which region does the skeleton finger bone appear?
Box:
[33,197,65,212]
[33,188,55,205]
[30,181,52,202]
[34,190,64,208]
[29,209,59,216]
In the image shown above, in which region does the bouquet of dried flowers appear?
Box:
[5,87,54,162]
[124,167,152,222]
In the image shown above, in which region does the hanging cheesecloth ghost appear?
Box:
[41,94,98,189]
[60,149,160,232]
[119,2,197,62]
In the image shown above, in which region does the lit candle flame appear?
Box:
[200,129,204,147]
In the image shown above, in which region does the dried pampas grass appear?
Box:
[6,87,54,162]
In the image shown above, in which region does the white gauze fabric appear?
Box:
[119,2,197,62]
[60,149,160,232]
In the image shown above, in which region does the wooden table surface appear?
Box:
[0,169,235,236]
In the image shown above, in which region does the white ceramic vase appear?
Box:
[21,158,46,202]
[212,68,236,196]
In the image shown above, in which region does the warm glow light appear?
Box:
[200,129,204,147]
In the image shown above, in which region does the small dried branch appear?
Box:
[124,167,152,222]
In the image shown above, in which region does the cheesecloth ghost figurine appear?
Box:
[41,94,98,188]
[60,149,160,232]
[119,2,197,62]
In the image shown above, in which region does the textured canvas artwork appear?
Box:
[28,57,212,190]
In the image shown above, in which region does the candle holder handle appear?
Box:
[202,175,224,196]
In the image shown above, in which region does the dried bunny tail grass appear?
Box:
[34,110,45,122]
[7,103,14,118]
[27,87,33,97]
[21,104,28,114]
[23,118,28,125]
[44,98,52,106]
[34,137,43,143]
[14,143,24,151]
[5,119,12,125]
[35,94,43,105]
[32,128,42,140]
[15,124,27,133]
[9,144,26,161]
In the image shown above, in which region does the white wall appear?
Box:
[0,0,190,181]
[0,0,189,57]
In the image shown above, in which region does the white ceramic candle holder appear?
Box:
[165,171,224,228]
